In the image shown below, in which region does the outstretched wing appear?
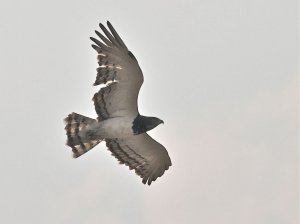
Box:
[91,21,143,121]
[106,134,172,185]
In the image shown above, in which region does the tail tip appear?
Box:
[63,113,74,124]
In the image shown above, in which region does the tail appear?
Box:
[64,112,101,158]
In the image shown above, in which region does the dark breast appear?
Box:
[132,114,147,135]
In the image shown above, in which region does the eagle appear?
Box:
[64,21,172,185]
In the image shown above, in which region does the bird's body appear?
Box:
[80,116,137,139]
[64,21,171,185]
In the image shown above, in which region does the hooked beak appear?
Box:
[160,120,164,125]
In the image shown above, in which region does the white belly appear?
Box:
[91,117,135,139]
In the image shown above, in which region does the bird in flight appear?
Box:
[64,21,171,185]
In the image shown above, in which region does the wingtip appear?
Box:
[91,44,100,52]
[107,21,113,30]
[90,37,98,43]
[99,23,105,29]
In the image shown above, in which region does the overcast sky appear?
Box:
[0,0,298,223]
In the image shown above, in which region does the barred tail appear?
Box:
[64,112,101,158]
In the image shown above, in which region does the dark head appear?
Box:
[132,115,164,135]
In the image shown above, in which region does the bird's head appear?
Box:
[146,117,164,131]
[132,115,164,135]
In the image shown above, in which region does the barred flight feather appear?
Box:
[94,65,117,85]
[105,136,171,185]
[92,82,117,121]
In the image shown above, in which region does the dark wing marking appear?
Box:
[92,82,117,121]
[90,21,144,121]
[106,133,172,185]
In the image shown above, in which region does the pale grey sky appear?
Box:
[0,0,298,223]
